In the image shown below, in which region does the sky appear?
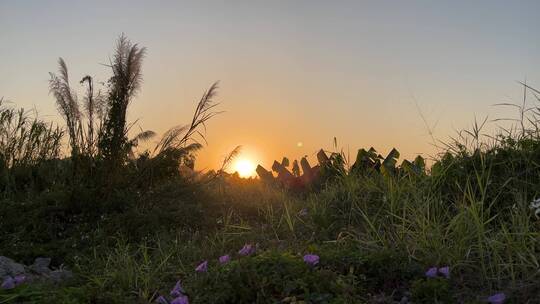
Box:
[1,0,539,174]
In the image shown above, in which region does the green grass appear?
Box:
[3,137,540,302]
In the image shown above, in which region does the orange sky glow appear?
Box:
[1,1,539,175]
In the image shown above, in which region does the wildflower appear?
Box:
[171,295,189,304]
[219,254,231,264]
[303,254,320,266]
[170,280,185,297]
[13,274,26,285]
[438,266,450,279]
[238,244,255,256]
[1,276,15,289]
[195,260,208,272]
[487,292,506,304]
[425,267,438,278]
[156,295,169,304]
[425,266,450,279]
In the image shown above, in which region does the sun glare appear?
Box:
[234,159,256,178]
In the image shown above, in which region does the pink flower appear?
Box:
[171,295,189,304]
[425,266,450,279]
[219,255,231,264]
[438,266,450,279]
[195,260,208,272]
[303,254,320,266]
[170,280,185,297]
[1,276,15,289]
[156,295,168,304]
[238,244,255,256]
[425,267,438,278]
[13,275,26,285]
[487,293,506,304]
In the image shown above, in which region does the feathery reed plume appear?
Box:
[99,34,146,168]
[49,58,82,156]
[154,82,221,154]
[220,145,242,172]
[127,129,156,159]
[80,75,108,156]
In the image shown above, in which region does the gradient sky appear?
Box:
[1,0,539,173]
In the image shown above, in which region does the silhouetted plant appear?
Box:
[49,61,110,158]
[154,82,220,154]
[0,98,63,194]
[149,81,221,172]
[0,98,62,168]
[49,58,83,158]
[79,75,108,157]
[98,34,146,171]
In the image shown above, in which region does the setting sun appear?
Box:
[234,159,256,178]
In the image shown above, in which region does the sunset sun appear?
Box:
[234,159,256,178]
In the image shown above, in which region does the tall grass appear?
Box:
[0,98,63,168]
[294,84,540,296]
[0,98,63,195]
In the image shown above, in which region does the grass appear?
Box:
[5,154,538,302]
[4,112,540,302]
[1,35,539,303]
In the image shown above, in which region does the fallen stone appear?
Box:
[48,269,73,283]
[0,256,25,278]
[30,257,52,274]
[0,256,72,285]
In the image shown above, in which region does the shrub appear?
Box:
[187,251,360,304]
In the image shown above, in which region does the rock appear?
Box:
[256,165,274,182]
[48,269,73,283]
[258,155,323,191]
[316,149,329,165]
[271,160,294,185]
[0,256,25,278]
[300,157,312,177]
[1,256,72,285]
[30,257,51,274]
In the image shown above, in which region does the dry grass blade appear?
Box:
[220,145,242,172]
[154,82,222,154]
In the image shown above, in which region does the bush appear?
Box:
[187,250,360,304]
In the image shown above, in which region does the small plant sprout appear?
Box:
[238,244,255,256]
[219,254,231,264]
[195,260,208,272]
[487,292,506,304]
[303,254,320,266]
